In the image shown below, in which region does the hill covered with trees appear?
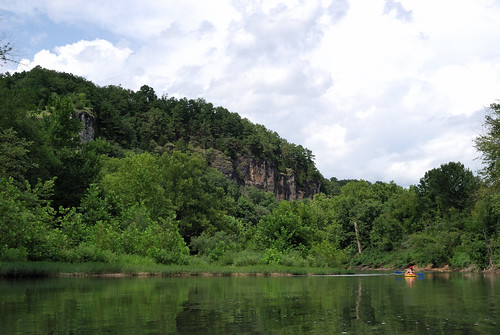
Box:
[1,67,499,271]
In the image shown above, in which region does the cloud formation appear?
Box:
[2,0,500,186]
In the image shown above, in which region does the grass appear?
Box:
[0,260,354,278]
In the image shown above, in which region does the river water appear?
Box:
[1,272,498,334]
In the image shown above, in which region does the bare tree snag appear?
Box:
[353,217,362,254]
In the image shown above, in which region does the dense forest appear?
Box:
[1,67,499,271]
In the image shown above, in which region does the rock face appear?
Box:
[210,150,320,201]
[73,110,95,143]
[74,112,320,200]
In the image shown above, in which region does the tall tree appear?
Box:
[332,180,382,254]
[473,101,500,268]
[0,128,32,183]
[417,162,478,216]
[475,102,500,184]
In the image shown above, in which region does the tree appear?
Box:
[332,180,382,254]
[472,101,500,268]
[0,37,14,65]
[43,95,82,149]
[475,102,500,184]
[417,162,478,216]
[0,128,33,183]
[255,200,319,253]
[0,177,59,260]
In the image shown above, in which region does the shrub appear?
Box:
[0,247,28,262]
[88,220,123,254]
[152,249,189,265]
[233,250,263,266]
[262,248,282,265]
[27,229,69,262]
[406,233,450,267]
[142,219,190,263]
[190,231,237,262]
[74,243,117,263]
[451,251,472,269]
[280,250,308,267]
[309,240,348,268]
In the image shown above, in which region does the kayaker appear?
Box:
[405,266,414,275]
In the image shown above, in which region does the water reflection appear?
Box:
[1,272,499,334]
[405,276,415,288]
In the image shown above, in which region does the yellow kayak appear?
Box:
[404,273,416,277]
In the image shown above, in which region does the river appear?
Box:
[1,272,498,334]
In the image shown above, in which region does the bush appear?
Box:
[74,243,117,263]
[88,220,123,254]
[141,219,190,262]
[0,247,28,262]
[350,248,392,268]
[233,250,263,266]
[27,229,69,262]
[280,250,308,267]
[262,248,283,265]
[451,251,472,269]
[190,231,237,262]
[309,240,348,268]
[152,249,189,265]
[406,233,450,267]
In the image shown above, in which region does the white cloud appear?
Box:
[428,63,500,116]
[18,39,132,85]
[3,0,500,186]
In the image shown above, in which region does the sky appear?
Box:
[1,0,500,187]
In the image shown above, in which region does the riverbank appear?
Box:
[3,261,496,279]
[0,261,354,278]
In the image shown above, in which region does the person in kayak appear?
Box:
[405,266,415,275]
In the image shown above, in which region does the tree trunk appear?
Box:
[353,217,362,254]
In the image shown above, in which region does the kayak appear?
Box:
[404,273,416,277]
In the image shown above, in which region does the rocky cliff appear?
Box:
[208,149,320,201]
[73,110,95,143]
[76,112,320,200]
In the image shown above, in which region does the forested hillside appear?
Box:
[1,67,499,271]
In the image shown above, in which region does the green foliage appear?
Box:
[1,67,499,271]
[0,128,33,183]
[232,250,263,266]
[0,177,56,259]
[262,248,283,265]
[331,180,383,252]
[72,243,117,263]
[404,231,460,267]
[256,201,313,252]
[475,102,500,184]
[370,214,403,251]
[42,95,82,149]
[417,161,478,216]
[190,231,237,262]
[0,247,28,262]
[308,240,348,268]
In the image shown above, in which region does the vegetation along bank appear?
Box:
[1,67,499,276]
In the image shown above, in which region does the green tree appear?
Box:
[417,162,478,217]
[332,181,382,254]
[43,95,82,149]
[369,214,403,252]
[472,100,500,269]
[475,102,500,184]
[0,177,65,261]
[100,151,227,242]
[0,128,33,183]
[100,153,174,221]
